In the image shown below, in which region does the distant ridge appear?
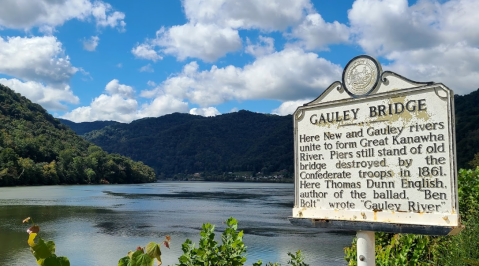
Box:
[66,110,294,178]
[58,119,121,135]
[59,88,479,178]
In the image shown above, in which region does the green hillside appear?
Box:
[82,110,294,178]
[58,118,120,135]
[454,89,479,168]
[0,84,155,186]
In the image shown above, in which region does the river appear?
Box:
[0,182,353,265]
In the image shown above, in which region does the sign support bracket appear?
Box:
[357,230,375,266]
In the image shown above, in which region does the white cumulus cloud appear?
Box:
[134,23,242,63]
[62,80,189,122]
[245,36,275,58]
[0,36,78,85]
[272,99,312,116]
[183,0,313,31]
[142,48,342,107]
[155,23,242,62]
[82,36,99,51]
[190,107,221,117]
[0,35,81,110]
[139,64,154,73]
[385,43,479,95]
[62,95,138,123]
[0,0,126,32]
[349,0,479,94]
[287,13,350,50]
[0,78,79,111]
[138,95,189,119]
[349,0,439,56]
[132,0,316,62]
[105,79,135,98]
[91,1,126,31]
[131,43,162,61]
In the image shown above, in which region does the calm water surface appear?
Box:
[0,182,353,265]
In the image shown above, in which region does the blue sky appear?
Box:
[0,0,478,122]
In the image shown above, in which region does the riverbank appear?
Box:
[161,171,294,183]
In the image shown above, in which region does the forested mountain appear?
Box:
[0,84,155,186]
[454,89,479,168]
[58,119,120,135]
[60,89,479,179]
[80,111,294,178]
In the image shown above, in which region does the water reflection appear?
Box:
[0,182,353,265]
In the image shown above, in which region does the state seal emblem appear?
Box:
[342,55,381,97]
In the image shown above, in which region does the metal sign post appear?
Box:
[357,231,375,266]
[289,55,462,265]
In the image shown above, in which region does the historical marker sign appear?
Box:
[292,55,461,234]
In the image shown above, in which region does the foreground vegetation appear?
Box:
[0,84,155,186]
[344,167,479,265]
[24,217,308,266]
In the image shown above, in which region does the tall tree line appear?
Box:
[0,84,155,186]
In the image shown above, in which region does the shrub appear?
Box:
[435,210,479,265]
[176,217,247,266]
[344,167,479,265]
[344,233,430,266]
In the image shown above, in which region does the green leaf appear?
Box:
[42,255,70,266]
[30,237,53,260]
[56,257,70,266]
[226,217,238,232]
[134,253,154,266]
[129,250,143,260]
[44,255,61,266]
[178,255,189,263]
[46,241,56,254]
[253,260,263,266]
[118,256,131,266]
[145,242,161,262]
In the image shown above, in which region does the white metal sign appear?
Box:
[292,55,460,230]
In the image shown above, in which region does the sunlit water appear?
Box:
[0,182,353,265]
